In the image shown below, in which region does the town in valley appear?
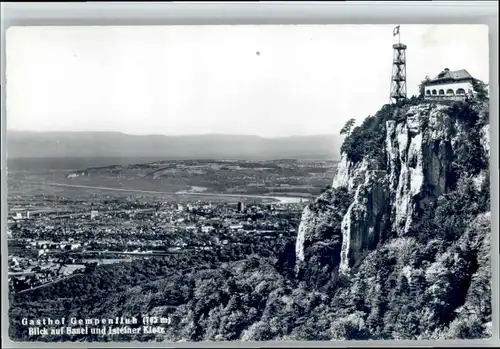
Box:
[7,158,337,293]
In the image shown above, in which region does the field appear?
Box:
[7,157,338,204]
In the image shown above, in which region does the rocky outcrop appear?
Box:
[480,124,490,158]
[339,169,390,274]
[387,104,457,236]
[295,186,352,282]
[296,100,490,279]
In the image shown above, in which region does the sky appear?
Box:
[6,24,489,138]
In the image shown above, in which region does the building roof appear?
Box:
[426,68,474,85]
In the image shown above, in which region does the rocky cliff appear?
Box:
[296,99,490,284]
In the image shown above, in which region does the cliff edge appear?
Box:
[295,98,491,339]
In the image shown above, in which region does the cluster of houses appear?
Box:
[8,255,86,292]
[33,240,83,256]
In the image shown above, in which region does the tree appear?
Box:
[471,78,489,101]
[340,118,356,137]
[419,76,431,98]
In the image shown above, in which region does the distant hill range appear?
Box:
[7,131,342,160]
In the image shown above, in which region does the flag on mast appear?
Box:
[393,25,400,37]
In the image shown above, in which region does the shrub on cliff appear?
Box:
[471,78,489,102]
[341,103,404,167]
[447,101,479,126]
[447,101,489,177]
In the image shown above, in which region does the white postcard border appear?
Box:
[1,1,498,348]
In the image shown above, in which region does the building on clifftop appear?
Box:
[423,68,475,100]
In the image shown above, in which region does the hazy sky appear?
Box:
[6,24,489,137]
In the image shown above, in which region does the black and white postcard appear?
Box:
[4,24,491,343]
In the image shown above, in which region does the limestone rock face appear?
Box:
[339,169,390,274]
[295,101,490,279]
[295,187,351,281]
